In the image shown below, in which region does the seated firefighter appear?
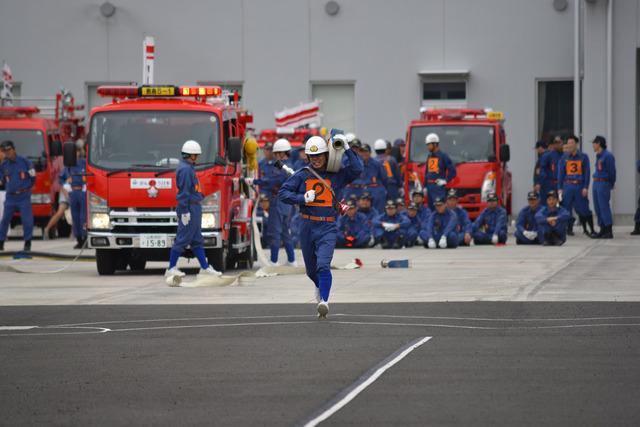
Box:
[472,192,508,245]
[535,190,571,246]
[515,191,542,245]
[336,200,373,248]
[402,202,424,247]
[419,197,458,249]
[373,199,409,249]
[446,189,472,246]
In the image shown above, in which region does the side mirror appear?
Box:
[63,142,77,167]
[227,137,242,163]
[49,139,62,157]
[499,144,510,163]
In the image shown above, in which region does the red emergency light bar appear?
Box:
[97,85,223,99]
[0,106,41,117]
[421,108,504,122]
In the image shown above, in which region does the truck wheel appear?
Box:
[128,258,147,271]
[207,247,227,273]
[96,250,117,275]
[240,232,255,269]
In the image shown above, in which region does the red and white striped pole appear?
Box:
[143,36,155,85]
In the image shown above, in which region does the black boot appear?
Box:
[631,223,640,236]
[0,240,4,251]
[73,238,83,249]
[586,215,597,237]
[601,225,613,239]
[23,240,31,252]
[392,236,404,249]
[567,218,575,236]
[381,237,392,249]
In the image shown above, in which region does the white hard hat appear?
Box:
[374,139,387,151]
[182,139,202,155]
[345,133,356,143]
[273,138,292,153]
[425,133,439,144]
[305,136,329,155]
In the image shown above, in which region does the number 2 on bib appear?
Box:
[305,178,333,207]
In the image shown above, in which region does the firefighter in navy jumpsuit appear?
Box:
[591,135,616,239]
[538,137,563,200]
[60,143,87,249]
[420,197,458,249]
[535,191,571,246]
[515,191,542,245]
[472,192,508,245]
[446,189,472,246]
[279,135,363,318]
[0,140,35,252]
[336,200,371,248]
[165,140,221,280]
[424,133,456,211]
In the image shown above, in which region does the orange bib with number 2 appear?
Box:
[427,158,440,173]
[305,178,333,207]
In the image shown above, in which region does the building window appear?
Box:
[311,83,355,133]
[422,82,466,101]
[537,80,574,142]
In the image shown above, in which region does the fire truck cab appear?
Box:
[0,92,83,236]
[67,84,253,275]
[404,108,512,218]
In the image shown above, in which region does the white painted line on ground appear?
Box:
[331,320,640,331]
[300,336,432,427]
[110,320,319,333]
[50,314,319,328]
[333,313,640,322]
[0,326,37,331]
[0,326,111,337]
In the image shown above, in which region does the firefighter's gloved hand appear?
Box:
[525,230,538,240]
[243,177,254,186]
[558,190,563,202]
[63,183,72,193]
[416,237,424,246]
[282,164,295,176]
[491,234,499,244]
[304,190,316,203]
[428,238,437,249]
[181,213,191,226]
[436,179,447,187]
[439,236,447,248]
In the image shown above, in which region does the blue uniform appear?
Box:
[255,158,296,264]
[373,212,410,247]
[60,158,87,241]
[337,212,372,248]
[514,205,541,245]
[279,149,363,302]
[359,207,379,234]
[473,206,508,244]
[0,155,35,242]
[424,151,456,210]
[256,204,271,248]
[419,208,458,248]
[592,149,616,227]
[535,205,570,245]
[558,151,592,224]
[416,205,431,224]
[539,150,562,198]
[169,159,208,269]
[451,206,472,246]
[402,211,423,247]
[376,153,403,200]
[344,158,387,212]
[533,154,543,189]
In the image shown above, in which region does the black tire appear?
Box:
[207,247,227,273]
[128,257,147,271]
[240,230,255,269]
[115,253,128,271]
[96,249,117,275]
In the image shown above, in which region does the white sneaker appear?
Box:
[165,267,186,278]
[314,287,321,303]
[286,260,298,267]
[200,265,222,276]
[317,301,329,319]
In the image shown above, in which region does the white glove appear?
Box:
[491,234,499,244]
[63,183,72,192]
[428,238,437,249]
[558,190,563,202]
[439,236,447,248]
[181,212,191,226]
[436,179,447,186]
[304,190,316,203]
[382,222,396,232]
[416,237,424,245]
[282,164,295,176]
[243,177,254,185]
[525,230,538,240]
[368,236,375,247]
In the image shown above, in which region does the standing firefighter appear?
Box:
[60,141,87,249]
[424,133,456,210]
[279,135,363,319]
[591,135,616,239]
[0,140,35,251]
[165,140,222,282]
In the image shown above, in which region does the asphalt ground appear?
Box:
[2,302,640,426]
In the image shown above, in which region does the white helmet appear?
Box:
[425,133,439,145]
[182,140,202,154]
[273,138,292,153]
[305,136,329,155]
[374,139,388,151]
[345,132,356,143]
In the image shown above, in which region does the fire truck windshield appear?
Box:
[409,125,495,164]
[0,129,45,159]
[88,110,220,171]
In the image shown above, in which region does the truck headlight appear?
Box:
[480,171,497,202]
[31,193,51,204]
[202,191,221,213]
[202,213,217,229]
[90,213,110,229]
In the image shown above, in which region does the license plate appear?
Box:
[140,234,169,248]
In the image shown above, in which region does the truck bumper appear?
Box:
[87,230,223,249]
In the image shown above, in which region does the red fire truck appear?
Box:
[65,84,253,275]
[0,91,84,236]
[404,109,512,218]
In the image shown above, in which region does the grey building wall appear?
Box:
[0,0,638,216]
